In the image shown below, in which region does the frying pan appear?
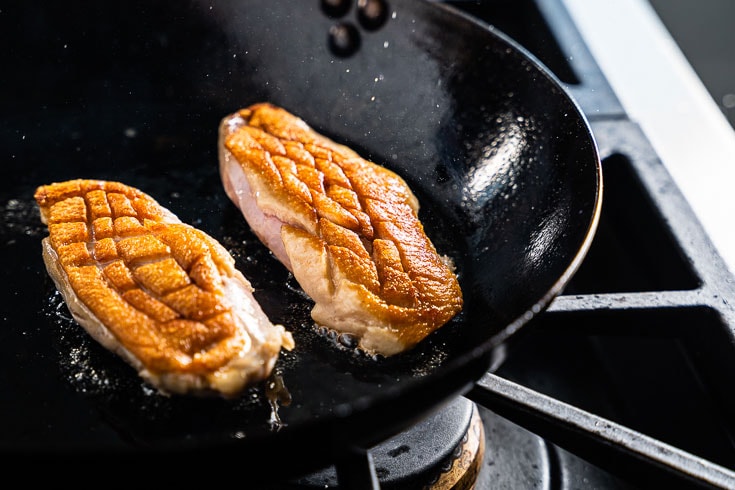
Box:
[0,0,601,483]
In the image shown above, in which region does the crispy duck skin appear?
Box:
[218,103,463,356]
[34,179,294,398]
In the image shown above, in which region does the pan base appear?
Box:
[286,397,484,489]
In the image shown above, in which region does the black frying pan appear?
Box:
[0,0,601,482]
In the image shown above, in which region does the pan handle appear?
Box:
[466,372,735,489]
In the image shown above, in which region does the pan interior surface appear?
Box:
[0,0,601,467]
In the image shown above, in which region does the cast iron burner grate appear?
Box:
[465,120,735,489]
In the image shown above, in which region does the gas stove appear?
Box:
[3,1,735,488]
[286,1,735,488]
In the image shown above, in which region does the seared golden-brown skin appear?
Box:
[219,103,463,356]
[34,179,294,398]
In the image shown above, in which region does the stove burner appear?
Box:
[286,397,484,489]
[280,394,635,489]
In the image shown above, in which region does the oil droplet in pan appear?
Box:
[314,325,383,361]
[357,0,389,31]
[328,22,361,58]
[265,370,292,431]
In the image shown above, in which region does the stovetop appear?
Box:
[440,0,735,488]
[2,1,734,488]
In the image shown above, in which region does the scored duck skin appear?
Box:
[34,179,294,398]
[218,103,463,356]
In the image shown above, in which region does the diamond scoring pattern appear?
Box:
[227,120,417,301]
[226,104,461,319]
[35,179,244,373]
